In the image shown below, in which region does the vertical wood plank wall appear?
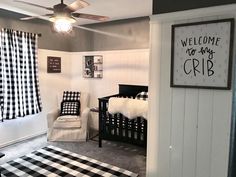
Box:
[150,15,234,177]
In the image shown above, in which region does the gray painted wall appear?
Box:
[0,9,150,52]
[80,17,150,52]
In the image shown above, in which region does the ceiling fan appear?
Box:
[14,0,109,33]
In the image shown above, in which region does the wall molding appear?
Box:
[146,20,162,177]
[0,131,46,149]
[71,48,150,55]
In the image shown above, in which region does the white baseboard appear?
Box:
[0,131,47,149]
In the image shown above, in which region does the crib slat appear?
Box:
[98,99,103,147]
[119,113,123,137]
[108,113,112,135]
[114,113,118,136]
[125,117,129,140]
[137,117,141,142]
[131,119,135,140]
[143,119,147,145]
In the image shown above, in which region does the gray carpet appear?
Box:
[0,134,146,177]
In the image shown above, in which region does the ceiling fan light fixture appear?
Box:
[50,16,76,33]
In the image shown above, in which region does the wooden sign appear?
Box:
[171,18,234,89]
[47,56,61,73]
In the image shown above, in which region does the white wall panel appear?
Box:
[196,90,214,177]
[146,22,161,177]
[170,89,185,177]
[148,5,235,177]
[211,90,232,177]
[158,22,173,177]
[183,89,199,177]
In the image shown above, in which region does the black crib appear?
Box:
[98,84,148,148]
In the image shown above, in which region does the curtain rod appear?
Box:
[1,28,42,37]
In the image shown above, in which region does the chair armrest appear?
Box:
[81,107,90,131]
[47,109,60,129]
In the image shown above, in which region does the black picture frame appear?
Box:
[47,56,61,73]
[83,55,103,78]
[170,18,234,90]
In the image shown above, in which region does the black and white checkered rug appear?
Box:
[0,145,138,177]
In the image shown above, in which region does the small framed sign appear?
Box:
[47,56,61,73]
[171,18,234,89]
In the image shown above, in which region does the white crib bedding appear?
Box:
[108,97,148,120]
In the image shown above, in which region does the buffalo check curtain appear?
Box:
[0,29,42,120]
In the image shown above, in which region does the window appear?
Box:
[0,29,42,120]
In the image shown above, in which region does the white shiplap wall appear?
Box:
[70,49,149,108]
[147,5,236,177]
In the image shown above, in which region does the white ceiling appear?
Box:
[0,0,152,25]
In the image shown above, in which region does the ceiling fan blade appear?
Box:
[72,13,109,21]
[20,14,53,21]
[14,0,54,11]
[75,25,135,41]
[65,0,89,12]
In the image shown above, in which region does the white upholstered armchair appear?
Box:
[47,92,90,142]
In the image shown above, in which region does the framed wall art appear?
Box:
[47,56,61,73]
[83,55,103,78]
[171,18,234,89]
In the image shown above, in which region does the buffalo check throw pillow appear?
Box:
[135,91,148,101]
[63,91,81,101]
[60,101,80,116]
[60,91,81,116]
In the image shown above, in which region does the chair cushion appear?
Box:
[135,91,148,101]
[53,115,81,128]
[57,115,80,121]
[60,101,80,116]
